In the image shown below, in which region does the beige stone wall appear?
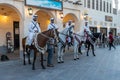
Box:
[0,14,20,46]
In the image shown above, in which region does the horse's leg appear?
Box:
[78,45,82,55]
[74,44,77,60]
[32,50,37,70]
[26,46,31,64]
[91,44,95,56]
[41,53,46,69]
[87,43,90,56]
[27,51,31,64]
[60,48,64,63]
[57,45,61,63]
[23,51,26,65]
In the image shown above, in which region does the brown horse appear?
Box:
[22,29,58,70]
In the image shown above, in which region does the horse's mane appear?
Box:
[42,29,51,34]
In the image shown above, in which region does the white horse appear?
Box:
[73,32,85,60]
[57,27,73,63]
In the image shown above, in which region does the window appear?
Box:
[92,0,95,9]
[96,0,98,10]
[103,1,105,12]
[84,0,86,7]
[113,8,117,15]
[110,3,111,13]
[107,2,109,13]
[87,0,90,8]
[100,0,102,11]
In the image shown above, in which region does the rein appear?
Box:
[59,32,68,36]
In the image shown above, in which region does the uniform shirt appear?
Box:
[47,23,58,30]
[29,20,41,33]
[84,26,91,35]
[65,23,74,33]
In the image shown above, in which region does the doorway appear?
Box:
[13,21,19,49]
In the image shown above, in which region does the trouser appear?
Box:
[47,48,54,65]
[109,42,116,50]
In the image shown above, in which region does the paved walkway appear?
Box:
[0,45,120,80]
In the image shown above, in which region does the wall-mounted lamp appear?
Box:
[28,8,33,15]
[59,12,64,19]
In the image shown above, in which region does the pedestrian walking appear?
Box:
[108,31,116,50]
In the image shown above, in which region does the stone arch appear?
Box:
[35,9,55,31]
[0,3,23,53]
[63,13,79,31]
[0,3,23,20]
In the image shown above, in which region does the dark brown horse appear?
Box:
[22,29,58,70]
[85,33,101,56]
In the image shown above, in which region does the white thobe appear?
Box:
[47,23,58,30]
[26,20,41,46]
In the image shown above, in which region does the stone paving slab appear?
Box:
[0,46,120,80]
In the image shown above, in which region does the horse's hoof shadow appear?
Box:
[74,59,77,60]
[32,68,35,70]
[77,58,79,59]
[42,67,46,69]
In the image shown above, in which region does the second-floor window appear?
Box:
[107,2,109,13]
[84,0,86,7]
[100,0,102,11]
[96,0,98,10]
[92,0,95,9]
[87,0,90,8]
[110,3,112,13]
[103,1,105,12]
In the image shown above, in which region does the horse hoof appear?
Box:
[23,62,26,65]
[58,62,61,63]
[77,58,79,59]
[32,68,35,70]
[87,55,89,56]
[42,67,46,69]
[74,59,77,60]
[93,55,96,56]
[29,62,31,65]
[61,61,64,63]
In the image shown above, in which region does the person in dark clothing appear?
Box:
[108,31,116,50]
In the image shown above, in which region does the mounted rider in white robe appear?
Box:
[65,20,75,46]
[84,22,94,44]
[26,15,41,46]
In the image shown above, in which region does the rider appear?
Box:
[66,20,75,46]
[84,21,93,43]
[47,18,58,67]
[26,15,41,46]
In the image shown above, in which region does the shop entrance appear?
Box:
[100,28,107,36]
[0,4,21,60]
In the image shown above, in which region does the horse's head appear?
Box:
[92,33,101,41]
[48,29,59,42]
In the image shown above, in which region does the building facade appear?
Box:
[0,0,119,58]
[83,0,120,36]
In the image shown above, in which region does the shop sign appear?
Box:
[25,0,63,11]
